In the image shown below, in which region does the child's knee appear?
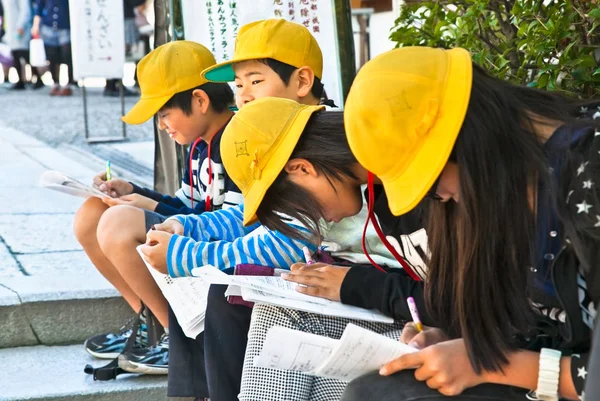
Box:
[73,197,107,244]
[97,205,145,250]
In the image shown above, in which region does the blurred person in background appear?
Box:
[2,0,42,90]
[31,0,73,96]
[104,0,146,97]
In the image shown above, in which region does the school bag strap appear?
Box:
[84,358,126,381]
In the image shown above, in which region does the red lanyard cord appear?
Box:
[205,138,213,212]
[188,137,203,210]
[362,172,423,281]
[189,118,232,212]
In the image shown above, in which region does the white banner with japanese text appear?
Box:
[69,0,125,79]
[181,0,344,107]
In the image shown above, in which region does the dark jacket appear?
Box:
[34,0,70,30]
[124,0,146,19]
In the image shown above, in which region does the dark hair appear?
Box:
[161,82,234,114]
[256,111,356,240]
[424,64,598,373]
[259,58,336,107]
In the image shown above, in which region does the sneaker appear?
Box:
[118,333,169,375]
[31,79,45,90]
[49,85,61,96]
[84,316,149,359]
[59,86,73,96]
[9,82,26,90]
[103,87,138,97]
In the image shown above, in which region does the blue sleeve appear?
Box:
[168,205,256,242]
[34,0,45,17]
[130,182,204,216]
[166,222,316,277]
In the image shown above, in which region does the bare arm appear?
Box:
[485,351,578,401]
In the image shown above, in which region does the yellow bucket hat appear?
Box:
[221,97,324,225]
[122,41,217,125]
[202,19,323,82]
[345,46,472,216]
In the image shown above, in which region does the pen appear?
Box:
[302,246,314,265]
[106,160,112,181]
[407,297,423,332]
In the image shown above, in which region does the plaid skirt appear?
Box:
[240,303,405,401]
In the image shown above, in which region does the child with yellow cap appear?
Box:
[74,40,241,380]
[201,18,335,109]
[217,46,600,401]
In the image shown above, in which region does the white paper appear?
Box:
[138,246,210,338]
[39,170,109,199]
[224,285,243,297]
[315,324,417,381]
[69,0,125,79]
[255,324,417,381]
[192,265,394,323]
[254,326,338,373]
[240,287,394,324]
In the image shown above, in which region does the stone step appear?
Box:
[0,344,167,401]
[0,273,134,349]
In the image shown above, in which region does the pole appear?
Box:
[334,0,357,103]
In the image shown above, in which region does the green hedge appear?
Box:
[391,0,600,98]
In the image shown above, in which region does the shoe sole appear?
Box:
[85,348,122,360]
[118,355,168,375]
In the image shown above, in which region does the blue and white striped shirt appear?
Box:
[165,204,316,277]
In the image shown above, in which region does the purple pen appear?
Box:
[302,246,314,265]
[407,297,423,332]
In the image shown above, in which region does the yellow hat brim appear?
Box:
[122,94,173,125]
[381,48,472,216]
[240,105,324,226]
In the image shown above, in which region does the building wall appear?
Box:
[352,0,402,69]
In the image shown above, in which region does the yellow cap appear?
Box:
[221,97,324,225]
[345,47,472,216]
[202,19,323,82]
[122,41,217,125]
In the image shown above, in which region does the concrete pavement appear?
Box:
[0,86,169,399]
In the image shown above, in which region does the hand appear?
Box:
[93,171,134,197]
[17,28,24,37]
[31,22,40,38]
[139,230,173,274]
[153,220,184,235]
[102,193,158,211]
[281,263,350,301]
[400,324,449,349]
[380,339,486,396]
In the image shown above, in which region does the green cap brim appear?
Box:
[203,63,236,82]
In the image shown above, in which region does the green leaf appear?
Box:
[588,9,600,19]
[579,55,597,68]
[593,68,600,76]
[537,73,549,88]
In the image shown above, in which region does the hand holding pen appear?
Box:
[400,297,449,349]
[92,161,133,198]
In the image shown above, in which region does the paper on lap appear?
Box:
[138,246,210,338]
[255,323,417,382]
[39,170,109,199]
[192,265,394,323]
